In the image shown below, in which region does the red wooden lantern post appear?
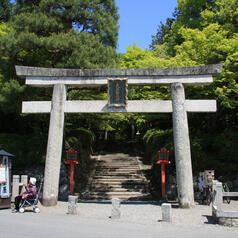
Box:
[157,148,170,199]
[65,148,79,195]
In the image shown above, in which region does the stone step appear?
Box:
[91,178,144,183]
[100,161,138,164]
[96,166,139,169]
[90,180,147,190]
[90,182,146,188]
[95,170,140,176]
[84,193,152,201]
[89,187,146,192]
[93,175,142,179]
[98,157,137,160]
[90,182,147,188]
[86,191,148,196]
[99,160,138,163]
[98,154,134,157]
[96,167,140,171]
[90,187,146,192]
[96,167,139,171]
[89,188,147,194]
[98,164,139,169]
[90,186,147,191]
[98,163,138,167]
[91,179,145,184]
[94,173,140,177]
[96,169,139,173]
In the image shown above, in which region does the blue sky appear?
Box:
[115,0,178,53]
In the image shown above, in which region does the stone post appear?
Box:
[11,175,19,202]
[215,182,223,212]
[111,198,121,219]
[20,175,28,194]
[68,195,78,215]
[43,84,66,206]
[171,83,194,208]
[212,180,218,216]
[161,203,172,222]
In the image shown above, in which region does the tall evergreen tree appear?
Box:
[0,1,120,165]
[151,17,175,48]
[0,0,119,71]
[0,0,119,111]
[0,0,12,23]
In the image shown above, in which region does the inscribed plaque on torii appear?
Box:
[107,78,128,108]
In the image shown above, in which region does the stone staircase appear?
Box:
[83,153,151,201]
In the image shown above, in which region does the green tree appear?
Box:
[151,17,175,49]
[0,0,120,166]
[0,0,119,111]
[214,0,238,33]
[152,0,238,57]
[0,0,119,71]
[0,0,12,23]
[121,1,238,177]
[176,0,215,28]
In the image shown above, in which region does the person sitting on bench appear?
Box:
[13,177,37,212]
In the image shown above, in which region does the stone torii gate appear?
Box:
[16,64,222,208]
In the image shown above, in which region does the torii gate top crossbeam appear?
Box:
[15,64,222,87]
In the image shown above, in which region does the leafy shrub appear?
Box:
[64,127,96,193]
[143,129,174,164]
[0,133,47,167]
[65,127,95,158]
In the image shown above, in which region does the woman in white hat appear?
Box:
[13,177,37,212]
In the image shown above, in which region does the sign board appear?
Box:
[0,166,6,183]
[108,78,128,107]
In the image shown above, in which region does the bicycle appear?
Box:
[222,183,231,204]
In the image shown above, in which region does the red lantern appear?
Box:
[65,148,79,195]
[157,148,170,165]
[66,148,79,164]
[157,148,170,199]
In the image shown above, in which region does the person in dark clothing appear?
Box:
[13,177,37,212]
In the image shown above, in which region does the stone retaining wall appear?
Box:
[14,165,69,201]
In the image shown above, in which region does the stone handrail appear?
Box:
[222,192,238,197]
[212,180,238,226]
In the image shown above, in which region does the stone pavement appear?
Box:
[0,201,237,238]
[36,200,238,228]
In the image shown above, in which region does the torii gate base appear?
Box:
[16,64,222,208]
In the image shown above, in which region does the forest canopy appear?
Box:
[0,0,237,177]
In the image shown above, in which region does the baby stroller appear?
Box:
[19,182,42,213]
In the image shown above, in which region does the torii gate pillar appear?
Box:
[171,83,194,207]
[43,84,66,206]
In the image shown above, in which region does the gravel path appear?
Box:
[37,200,238,230]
